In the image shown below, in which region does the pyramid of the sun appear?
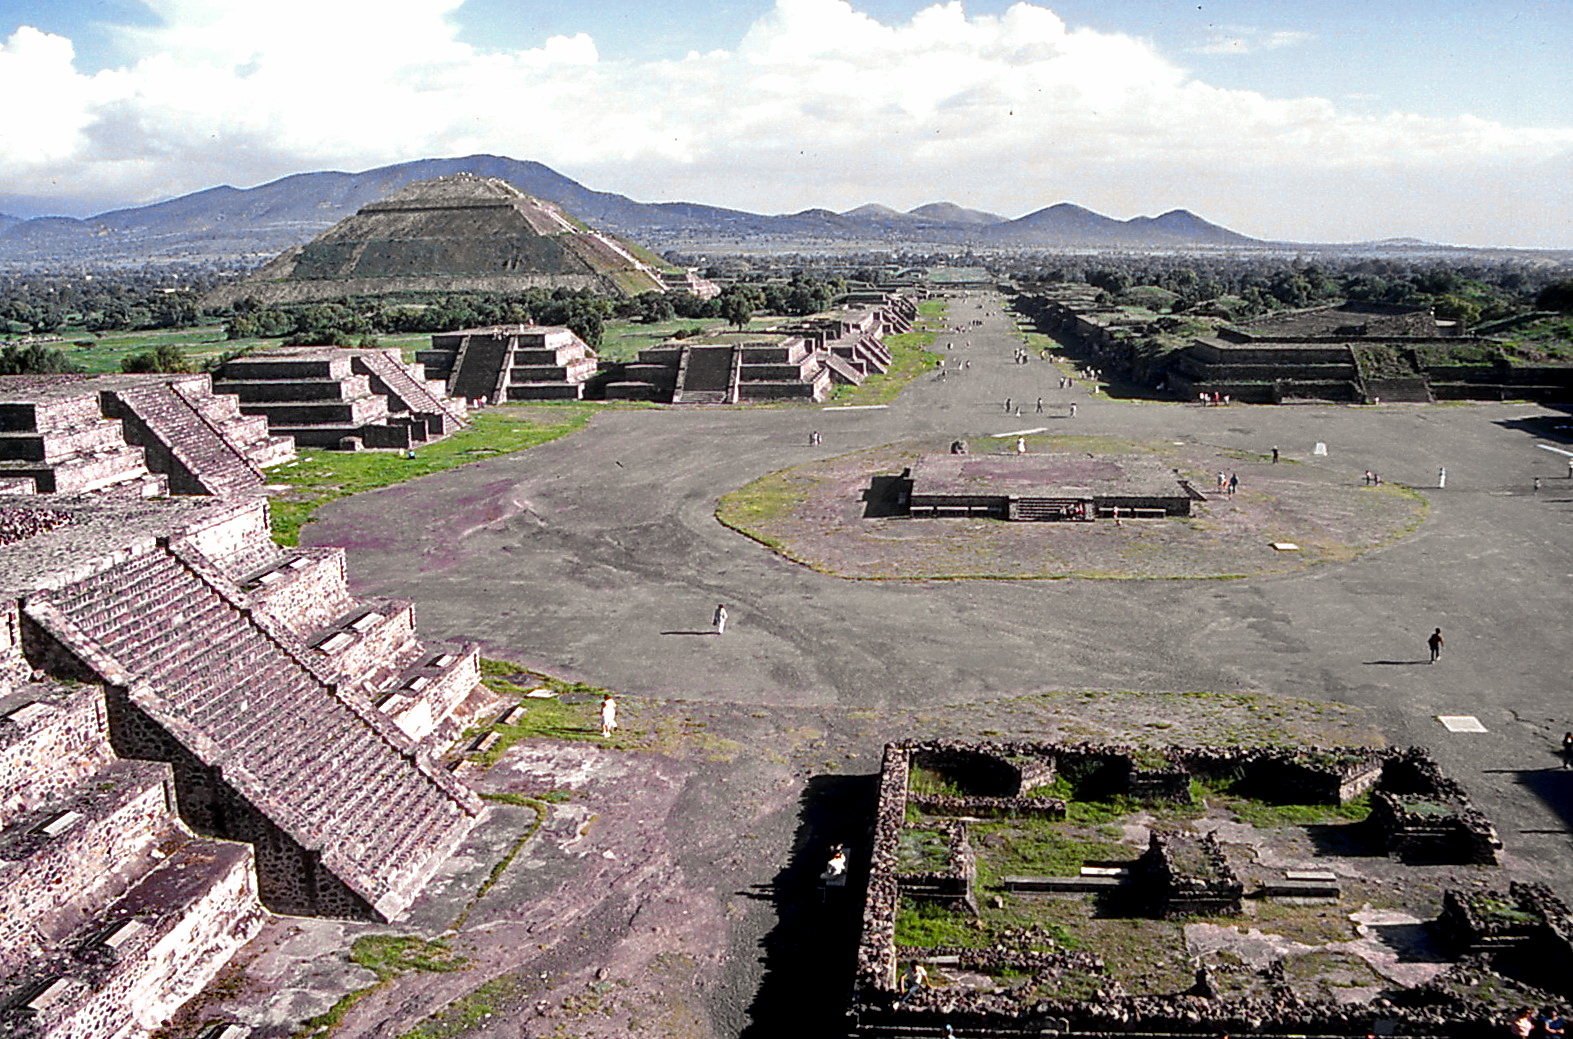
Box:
[206,173,670,306]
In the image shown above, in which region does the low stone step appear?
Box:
[1001,874,1128,892]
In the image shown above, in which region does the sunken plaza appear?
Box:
[2,290,1572,1038]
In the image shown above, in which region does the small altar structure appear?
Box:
[904,453,1198,521]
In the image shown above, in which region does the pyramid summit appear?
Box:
[207,172,707,306]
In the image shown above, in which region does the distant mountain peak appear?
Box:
[842,203,905,219]
[907,202,1003,225]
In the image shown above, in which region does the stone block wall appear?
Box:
[244,548,354,637]
[0,682,112,823]
[0,760,177,974]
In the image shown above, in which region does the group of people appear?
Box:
[1509,1006,1566,1037]
[1199,391,1232,406]
[1215,471,1240,496]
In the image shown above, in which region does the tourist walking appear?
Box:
[1437,466,1447,489]
[713,603,728,635]
[1016,436,1027,454]
[1428,627,1444,663]
[1562,731,1573,770]
[1004,397,1012,413]
[1228,473,1238,496]
[599,695,618,738]
[1035,397,1044,413]
[1271,446,1279,464]
[1069,402,1077,418]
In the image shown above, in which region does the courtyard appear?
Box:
[189,291,1573,1037]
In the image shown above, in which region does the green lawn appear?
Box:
[597,315,785,363]
[33,325,439,373]
[265,403,613,545]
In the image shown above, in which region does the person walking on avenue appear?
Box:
[1438,466,1447,489]
[713,603,728,635]
[1228,473,1239,497]
[599,695,618,738]
[1428,627,1444,663]
[1016,436,1027,454]
[1004,397,1011,413]
[1562,731,1573,769]
[1069,402,1077,418]
[1035,397,1044,413]
[1271,446,1280,463]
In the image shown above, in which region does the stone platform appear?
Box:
[906,452,1196,520]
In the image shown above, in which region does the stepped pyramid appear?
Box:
[207,173,674,306]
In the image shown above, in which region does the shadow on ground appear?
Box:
[740,773,878,1039]
[862,474,909,519]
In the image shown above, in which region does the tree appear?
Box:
[720,293,753,329]
[1536,280,1573,313]
[0,344,80,375]
[120,343,194,373]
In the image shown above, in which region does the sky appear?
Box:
[0,0,1569,247]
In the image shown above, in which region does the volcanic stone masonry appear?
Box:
[849,739,1551,1038]
[0,373,295,498]
[212,346,469,448]
[0,492,494,1037]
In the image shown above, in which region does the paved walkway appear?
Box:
[308,291,1573,889]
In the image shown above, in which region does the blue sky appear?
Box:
[1,0,1569,246]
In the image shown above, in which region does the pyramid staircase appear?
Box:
[422,325,599,403]
[101,375,294,496]
[672,345,738,404]
[26,541,483,920]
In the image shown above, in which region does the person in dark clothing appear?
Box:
[1428,627,1444,663]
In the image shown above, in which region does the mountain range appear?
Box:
[0,153,1260,268]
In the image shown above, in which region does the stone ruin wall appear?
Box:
[247,548,353,635]
[0,762,177,974]
[852,739,1517,1037]
[0,685,109,823]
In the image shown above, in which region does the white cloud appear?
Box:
[1196,27,1315,56]
[0,0,1569,246]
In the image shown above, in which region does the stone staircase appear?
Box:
[107,379,270,497]
[28,542,483,920]
[1010,497,1094,522]
[424,325,599,403]
[349,350,469,437]
[672,345,737,404]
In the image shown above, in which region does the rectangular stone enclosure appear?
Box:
[905,453,1196,521]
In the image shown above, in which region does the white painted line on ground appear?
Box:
[1537,443,1573,457]
[1437,715,1487,733]
[821,404,890,411]
[991,427,1049,438]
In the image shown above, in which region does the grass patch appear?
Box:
[897,827,954,873]
[894,897,988,948]
[295,936,466,1038]
[908,765,969,797]
[466,658,628,764]
[1218,792,1372,827]
[396,974,525,1039]
[268,404,603,545]
[971,816,1131,878]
